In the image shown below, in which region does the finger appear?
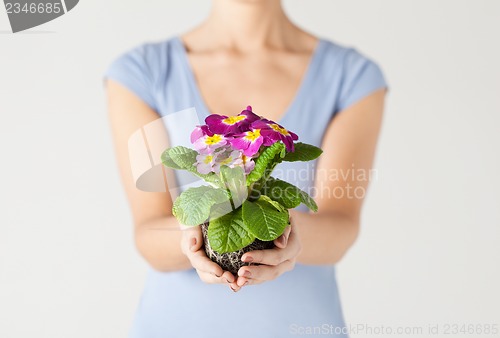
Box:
[238,259,295,282]
[180,228,203,254]
[242,233,300,266]
[189,250,224,277]
[274,225,292,249]
[229,280,242,292]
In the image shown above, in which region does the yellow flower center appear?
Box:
[270,124,289,136]
[204,134,223,145]
[222,115,246,125]
[245,129,261,142]
[219,157,233,165]
[203,155,213,164]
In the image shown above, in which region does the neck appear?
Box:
[205,0,293,50]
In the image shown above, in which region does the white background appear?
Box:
[1,1,499,337]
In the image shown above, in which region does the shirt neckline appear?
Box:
[172,35,325,125]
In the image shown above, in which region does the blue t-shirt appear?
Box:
[104,36,388,338]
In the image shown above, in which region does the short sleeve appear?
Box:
[336,48,389,112]
[103,44,158,112]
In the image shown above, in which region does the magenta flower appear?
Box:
[251,119,298,152]
[205,106,260,135]
[230,128,266,157]
[193,133,229,154]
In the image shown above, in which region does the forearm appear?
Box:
[292,210,360,265]
[134,216,192,272]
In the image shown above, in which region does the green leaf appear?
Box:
[282,142,323,162]
[172,186,229,226]
[246,142,286,184]
[207,207,255,253]
[263,177,318,212]
[241,197,289,241]
[161,146,197,170]
[161,146,220,185]
[219,166,247,209]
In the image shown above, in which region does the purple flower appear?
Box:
[205,106,260,135]
[251,119,298,152]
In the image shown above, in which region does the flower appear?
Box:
[230,127,266,157]
[205,106,260,135]
[190,125,213,143]
[213,149,255,174]
[193,133,229,154]
[251,119,298,152]
[195,153,217,174]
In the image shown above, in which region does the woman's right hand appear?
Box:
[180,226,242,292]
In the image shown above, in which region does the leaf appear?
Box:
[246,142,286,184]
[172,186,229,226]
[241,197,289,241]
[161,146,220,185]
[207,207,255,253]
[219,166,247,209]
[263,177,318,212]
[282,142,323,162]
[161,146,197,170]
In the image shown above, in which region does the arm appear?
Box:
[235,88,386,285]
[106,79,189,271]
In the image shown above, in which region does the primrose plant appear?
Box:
[161,106,322,272]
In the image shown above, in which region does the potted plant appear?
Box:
[161,106,322,274]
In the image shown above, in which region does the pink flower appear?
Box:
[190,125,213,143]
[195,153,217,174]
[214,149,255,174]
[193,133,229,155]
[205,106,260,135]
[251,119,298,152]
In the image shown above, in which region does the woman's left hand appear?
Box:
[234,220,302,290]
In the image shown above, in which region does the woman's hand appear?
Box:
[235,221,302,289]
[181,226,242,292]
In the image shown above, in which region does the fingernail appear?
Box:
[190,237,197,250]
[230,285,237,292]
[242,270,251,278]
[244,281,249,286]
[242,255,253,263]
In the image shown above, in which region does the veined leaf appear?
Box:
[207,207,255,253]
[241,197,289,241]
[172,186,229,226]
[263,177,318,212]
[246,142,286,184]
[161,146,220,185]
[282,142,323,162]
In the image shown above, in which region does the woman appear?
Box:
[105,0,388,337]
